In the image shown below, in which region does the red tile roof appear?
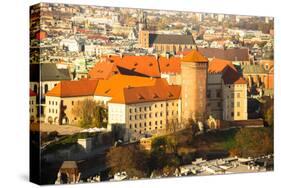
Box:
[123,79,181,104]
[108,55,161,77]
[45,79,99,97]
[181,50,209,63]
[88,61,119,80]
[158,56,181,74]
[94,74,156,103]
[208,58,237,74]
[94,74,180,104]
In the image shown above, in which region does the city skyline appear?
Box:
[30,2,274,185]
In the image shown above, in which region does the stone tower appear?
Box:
[180,50,208,122]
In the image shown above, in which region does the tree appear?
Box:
[231,128,273,157]
[150,136,181,173]
[106,145,149,178]
[72,99,107,128]
[260,96,274,127]
[264,106,273,127]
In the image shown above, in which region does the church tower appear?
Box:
[138,10,147,33]
[180,50,208,122]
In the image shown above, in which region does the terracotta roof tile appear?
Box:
[123,79,181,104]
[208,58,237,74]
[88,61,119,80]
[45,79,99,97]
[95,74,156,103]
[181,50,208,63]
[94,74,180,104]
[158,56,181,73]
[108,55,161,77]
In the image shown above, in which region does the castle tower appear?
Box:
[180,50,208,122]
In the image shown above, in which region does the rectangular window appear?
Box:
[231,112,234,117]
[237,93,241,98]
[237,112,240,116]
[72,101,74,105]
[237,102,240,107]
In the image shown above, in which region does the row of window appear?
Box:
[49,101,58,106]
[29,100,35,105]
[207,90,242,99]
[207,89,221,98]
[129,102,178,113]
[231,111,241,117]
[49,108,58,114]
[229,101,241,108]
[129,111,178,121]
[133,126,163,134]
[129,118,179,129]
[129,120,163,129]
